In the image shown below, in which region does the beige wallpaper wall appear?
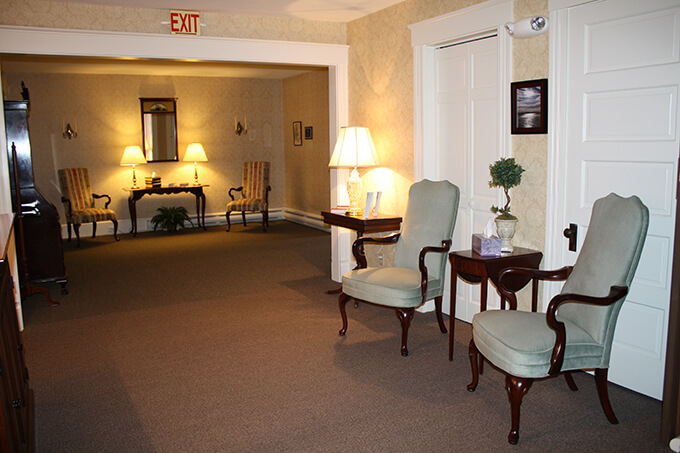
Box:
[2,72,285,223]
[282,70,330,214]
[0,0,346,44]
[347,0,550,253]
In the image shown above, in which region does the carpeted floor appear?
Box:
[20,221,667,452]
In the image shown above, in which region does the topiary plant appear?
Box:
[489,157,525,220]
[150,206,193,232]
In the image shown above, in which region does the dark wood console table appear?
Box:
[321,210,402,293]
[448,247,543,360]
[124,185,208,236]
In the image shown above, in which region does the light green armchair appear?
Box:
[339,179,460,356]
[467,193,649,444]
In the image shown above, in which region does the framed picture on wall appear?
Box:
[511,78,548,134]
[293,121,302,146]
[304,126,313,140]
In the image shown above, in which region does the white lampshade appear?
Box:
[183,143,208,163]
[120,145,147,166]
[328,127,379,169]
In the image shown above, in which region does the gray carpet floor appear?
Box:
[20,221,666,452]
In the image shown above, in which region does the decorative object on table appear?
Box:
[338,180,460,357]
[62,118,78,139]
[145,172,161,188]
[328,126,380,216]
[472,219,502,256]
[58,167,119,246]
[234,116,247,135]
[511,78,548,134]
[372,191,382,217]
[150,206,193,232]
[304,126,313,140]
[225,161,271,232]
[120,145,147,189]
[363,191,375,220]
[183,143,208,185]
[467,193,648,445]
[489,157,525,253]
[293,121,302,146]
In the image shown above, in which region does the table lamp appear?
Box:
[120,145,147,189]
[183,143,208,185]
[328,127,379,215]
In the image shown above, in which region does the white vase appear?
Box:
[495,218,518,253]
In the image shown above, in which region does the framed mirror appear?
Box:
[140,98,178,162]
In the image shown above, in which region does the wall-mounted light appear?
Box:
[505,16,549,39]
[235,116,248,135]
[62,119,78,139]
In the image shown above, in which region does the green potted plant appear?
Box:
[489,157,525,252]
[150,206,194,232]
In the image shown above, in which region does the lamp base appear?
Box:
[346,167,363,216]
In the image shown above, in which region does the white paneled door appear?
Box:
[435,35,501,322]
[562,0,680,399]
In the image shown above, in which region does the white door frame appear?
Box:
[0,25,350,281]
[409,0,513,313]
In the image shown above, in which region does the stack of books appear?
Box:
[145,176,161,188]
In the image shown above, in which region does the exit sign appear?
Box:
[170,10,201,35]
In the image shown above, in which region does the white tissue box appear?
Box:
[472,233,502,257]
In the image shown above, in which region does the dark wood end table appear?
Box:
[448,247,543,360]
[124,185,209,236]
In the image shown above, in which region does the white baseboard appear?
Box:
[283,208,329,232]
[59,208,331,237]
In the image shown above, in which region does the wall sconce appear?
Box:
[505,16,549,39]
[62,119,78,139]
[235,116,248,135]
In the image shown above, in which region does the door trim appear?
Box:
[410,0,512,182]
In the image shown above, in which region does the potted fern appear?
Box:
[489,157,525,252]
[150,206,193,232]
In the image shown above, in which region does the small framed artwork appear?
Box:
[293,121,302,146]
[511,78,548,134]
[304,126,313,140]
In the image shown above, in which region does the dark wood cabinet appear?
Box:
[4,100,67,295]
[0,215,34,452]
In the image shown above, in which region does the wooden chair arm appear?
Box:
[228,186,244,201]
[351,233,401,269]
[545,285,628,376]
[418,239,452,301]
[61,197,73,214]
[92,193,112,208]
[498,266,573,310]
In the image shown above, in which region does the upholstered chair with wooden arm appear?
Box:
[339,179,460,357]
[467,193,649,444]
[58,168,119,247]
[225,161,271,232]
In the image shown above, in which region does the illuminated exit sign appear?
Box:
[170,10,201,35]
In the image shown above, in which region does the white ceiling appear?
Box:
[50,0,406,22]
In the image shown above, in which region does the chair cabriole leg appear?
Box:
[225,212,231,232]
[595,368,618,424]
[92,221,97,238]
[434,296,447,333]
[506,374,533,445]
[339,293,351,336]
[564,371,578,391]
[395,308,414,357]
[112,219,119,241]
[467,339,479,392]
